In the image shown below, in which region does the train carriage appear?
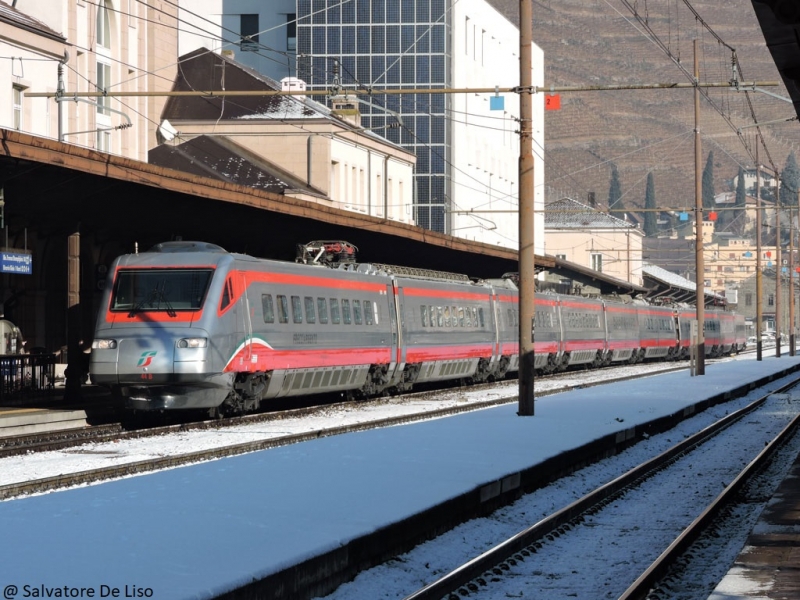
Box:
[558,295,606,368]
[603,299,641,364]
[637,303,679,360]
[393,274,497,387]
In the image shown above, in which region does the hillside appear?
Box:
[488,0,800,224]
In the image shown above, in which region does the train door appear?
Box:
[237,271,253,366]
[484,289,498,370]
[387,281,404,387]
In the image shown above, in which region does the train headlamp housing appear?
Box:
[177,338,207,349]
[92,339,117,350]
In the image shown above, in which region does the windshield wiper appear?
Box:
[152,285,177,317]
[128,284,176,318]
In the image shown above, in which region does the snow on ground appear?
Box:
[1,352,797,600]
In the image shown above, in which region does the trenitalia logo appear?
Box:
[137,351,157,367]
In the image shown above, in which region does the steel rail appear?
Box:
[401,375,800,600]
[618,408,800,599]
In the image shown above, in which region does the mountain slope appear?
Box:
[488,0,800,223]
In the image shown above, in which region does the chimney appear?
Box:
[281,77,307,101]
[330,95,362,127]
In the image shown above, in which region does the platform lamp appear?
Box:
[0,187,4,230]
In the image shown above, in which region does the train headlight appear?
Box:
[92,339,117,350]
[177,338,207,348]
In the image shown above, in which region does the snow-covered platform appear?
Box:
[0,405,89,436]
[709,437,800,600]
[1,357,800,600]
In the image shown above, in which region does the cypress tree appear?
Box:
[733,166,747,236]
[780,151,800,207]
[702,151,715,217]
[643,172,657,236]
[608,164,623,213]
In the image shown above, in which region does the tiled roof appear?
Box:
[164,49,325,122]
[162,48,408,152]
[545,197,636,229]
[0,0,65,41]
[148,135,326,198]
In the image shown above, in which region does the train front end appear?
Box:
[89,242,234,411]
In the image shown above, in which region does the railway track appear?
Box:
[0,358,698,459]
[394,376,800,600]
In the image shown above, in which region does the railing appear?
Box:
[0,353,57,403]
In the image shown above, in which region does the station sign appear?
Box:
[0,251,32,275]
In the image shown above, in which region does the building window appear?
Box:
[96,61,111,116]
[287,14,297,51]
[97,0,111,49]
[12,85,23,130]
[591,253,603,272]
[768,294,774,306]
[556,254,567,260]
[96,130,110,152]
[745,293,752,307]
[240,14,259,51]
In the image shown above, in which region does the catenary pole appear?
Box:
[775,172,782,357]
[518,0,535,416]
[694,40,705,375]
[757,140,763,361]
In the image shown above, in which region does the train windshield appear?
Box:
[110,268,214,314]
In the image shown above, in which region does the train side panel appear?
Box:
[637,305,678,360]
[558,296,606,367]
[231,260,396,400]
[396,277,497,384]
[534,293,562,371]
[603,301,640,363]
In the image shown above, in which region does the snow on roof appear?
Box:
[545,197,636,229]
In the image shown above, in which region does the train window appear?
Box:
[465,307,472,327]
[430,305,436,327]
[291,296,303,324]
[437,306,443,327]
[478,307,485,328]
[317,298,328,324]
[458,307,465,327]
[277,295,289,324]
[220,277,233,310]
[443,306,451,327]
[372,300,379,324]
[364,300,374,325]
[304,296,316,324]
[342,299,352,324]
[421,305,429,327]
[353,299,362,325]
[452,306,458,328]
[262,294,274,323]
[472,307,478,327]
[330,298,340,324]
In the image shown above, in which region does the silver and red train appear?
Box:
[535,294,746,373]
[89,241,747,415]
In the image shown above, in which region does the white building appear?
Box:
[2,0,178,161]
[175,0,546,255]
[449,0,544,253]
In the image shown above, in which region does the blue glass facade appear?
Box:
[297,0,451,232]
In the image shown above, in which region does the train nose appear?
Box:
[90,335,177,386]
